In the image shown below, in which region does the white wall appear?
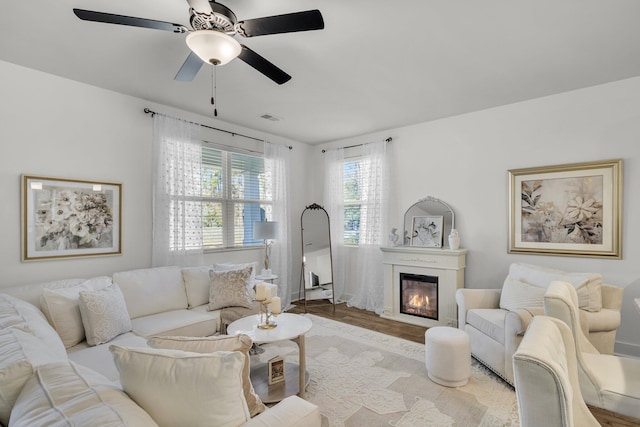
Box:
[0,60,309,304]
[320,76,640,357]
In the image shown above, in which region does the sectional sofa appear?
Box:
[0,264,321,427]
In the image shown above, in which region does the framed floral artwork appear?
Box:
[508,159,622,258]
[410,215,444,248]
[22,175,122,261]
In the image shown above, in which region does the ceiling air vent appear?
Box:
[260,114,282,122]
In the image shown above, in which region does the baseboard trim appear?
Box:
[614,341,640,359]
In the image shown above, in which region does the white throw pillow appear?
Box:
[182,266,214,308]
[40,276,112,348]
[208,266,254,311]
[79,284,132,346]
[10,361,158,427]
[509,263,603,312]
[499,276,546,311]
[0,293,66,356]
[110,345,250,427]
[0,328,67,426]
[147,334,265,417]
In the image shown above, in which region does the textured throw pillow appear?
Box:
[110,345,250,427]
[499,276,546,311]
[0,328,67,426]
[208,266,254,311]
[147,334,265,417]
[213,262,257,287]
[509,263,603,312]
[10,361,158,427]
[40,276,112,348]
[79,284,132,346]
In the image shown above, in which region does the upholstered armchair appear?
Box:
[456,263,623,385]
[544,281,640,420]
[513,316,600,427]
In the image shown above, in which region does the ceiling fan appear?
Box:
[73,0,324,84]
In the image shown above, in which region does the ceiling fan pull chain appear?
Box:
[210,64,218,117]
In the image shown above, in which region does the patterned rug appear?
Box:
[256,314,519,427]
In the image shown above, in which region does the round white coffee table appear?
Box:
[227,313,312,403]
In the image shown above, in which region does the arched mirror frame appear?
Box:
[403,196,456,248]
[300,203,336,314]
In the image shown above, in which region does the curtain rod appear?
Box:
[143,108,292,150]
[321,137,392,153]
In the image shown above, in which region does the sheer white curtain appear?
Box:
[152,114,205,267]
[348,140,387,314]
[323,147,347,301]
[264,143,293,308]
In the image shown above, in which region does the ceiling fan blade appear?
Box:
[175,52,205,81]
[238,45,291,85]
[73,9,187,33]
[237,10,324,37]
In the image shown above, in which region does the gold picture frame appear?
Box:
[508,159,622,259]
[268,356,285,385]
[21,175,122,261]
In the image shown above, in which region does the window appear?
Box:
[343,159,363,244]
[174,146,272,250]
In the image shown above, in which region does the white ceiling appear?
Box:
[3,1,640,144]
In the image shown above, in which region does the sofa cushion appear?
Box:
[10,361,158,427]
[39,276,112,348]
[113,266,188,319]
[214,262,258,285]
[509,263,603,312]
[67,332,148,383]
[1,278,86,308]
[110,345,250,427]
[79,284,132,346]
[148,334,265,417]
[0,328,67,426]
[466,308,507,344]
[499,276,546,311]
[182,266,213,308]
[0,294,65,356]
[131,309,218,338]
[208,266,254,311]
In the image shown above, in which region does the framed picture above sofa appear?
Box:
[21,175,122,261]
[508,159,623,259]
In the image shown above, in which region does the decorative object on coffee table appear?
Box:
[268,356,285,385]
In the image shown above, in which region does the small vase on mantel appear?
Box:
[448,229,460,250]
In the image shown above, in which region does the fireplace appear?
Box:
[381,246,466,328]
[400,273,438,320]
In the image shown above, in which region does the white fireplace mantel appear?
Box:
[380,246,467,328]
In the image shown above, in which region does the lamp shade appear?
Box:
[185,30,241,65]
[254,221,278,240]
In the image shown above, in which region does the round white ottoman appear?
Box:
[425,326,471,387]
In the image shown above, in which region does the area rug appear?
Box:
[256,314,519,427]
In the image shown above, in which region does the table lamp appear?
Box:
[253,220,278,276]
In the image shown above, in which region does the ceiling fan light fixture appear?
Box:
[186,30,241,65]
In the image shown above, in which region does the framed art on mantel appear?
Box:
[22,175,122,261]
[410,215,444,248]
[508,159,622,259]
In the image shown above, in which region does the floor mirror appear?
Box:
[300,203,335,314]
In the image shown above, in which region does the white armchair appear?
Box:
[513,316,600,427]
[456,263,623,385]
[544,281,640,420]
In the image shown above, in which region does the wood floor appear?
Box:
[289,300,639,427]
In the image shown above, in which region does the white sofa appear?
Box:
[0,265,321,427]
[456,263,623,385]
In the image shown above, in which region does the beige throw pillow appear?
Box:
[110,345,250,427]
[79,284,132,346]
[208,266,254,310]
[39,276,112,348]
[499,276,546,311]
[147,334,265,417]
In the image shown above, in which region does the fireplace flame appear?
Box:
[408,294,429,309]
